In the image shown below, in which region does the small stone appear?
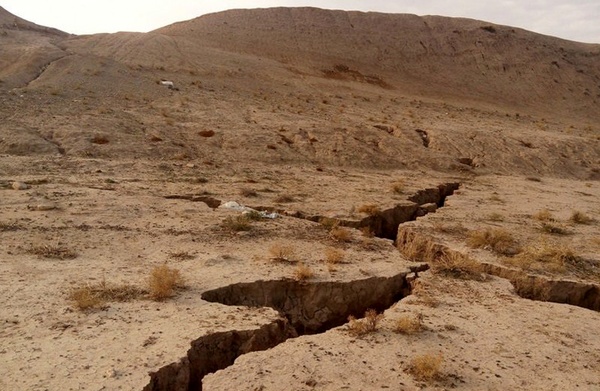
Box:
[12,181,30,190]
[33,202,58,211]
[186,163,196,168]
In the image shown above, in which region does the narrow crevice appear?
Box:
[143,269,426,391]
[253,182,460,241]
[397,228,600,312]
[163,183,460,242]
[481,263,600,311]
[414,129,430,147]
[164,194,222,209]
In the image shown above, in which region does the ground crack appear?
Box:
[143,269,426,390]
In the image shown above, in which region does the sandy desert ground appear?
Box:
[1,6,599,391]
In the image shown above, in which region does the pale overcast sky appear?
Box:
[2,0,599,43]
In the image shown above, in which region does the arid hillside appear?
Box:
[0,6,598,178]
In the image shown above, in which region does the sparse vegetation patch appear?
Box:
[69,281,145,311]
[467,228,521,256]
[347,309,384,337]
[148,264,185,301]
[269,242,296,263]
[408,353,444,381]
[392,313,424,334]
[293,263,314,281]
[570,210,593,225]
[222,215,252,232]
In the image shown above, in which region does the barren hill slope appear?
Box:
[0,6,68,88]
[1,7,599,178]
[157,7,600,119]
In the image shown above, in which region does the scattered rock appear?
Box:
[12,181,30,190]
[29,202,58,211]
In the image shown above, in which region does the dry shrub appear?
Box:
[433,250,485,281]
[347,309,384,336]
[570,210,593,225]
[69,286,105,311]
[398,229,484,280]
[466,228,521,256]
[293,263,314,281]
[222,215,252,232]
[330,226,353,242]
[408,353,444,381]
[69,281,145,311]
[148,264,184,301]
[507,242,582,274]
[533,209,555,222]
[397,229,443,263]
[539,222,570,235]
[324,248,345,264]
[269,242,296,262]
[29,245,77,260]
[357,204,381,216]
[391,181,405,194]
[392,313,424,334]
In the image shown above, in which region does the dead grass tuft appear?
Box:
[506,242,583,274]
[533,209,555,222]
[330,226,353,242]
[347,309,384,337]
[391,180,405,194]
[466,228,521,256]
[69,286,105,311]
[392,313,424,334]
[398,229,485,280]
[269,242,296,262]
[69,281,145,311]
[570,210,594,225]
[357,204,381,216]
[432,250,485,281]
[29,245,77,260]
[324,248,345,264]
[222,215,252,232]
[408,353,444,381]
[397,228,443,263]
[148,264,184,301]
[293,263,314,281]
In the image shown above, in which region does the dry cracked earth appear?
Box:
[1,6,600,391]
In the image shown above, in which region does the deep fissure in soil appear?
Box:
[143,270,424,391]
